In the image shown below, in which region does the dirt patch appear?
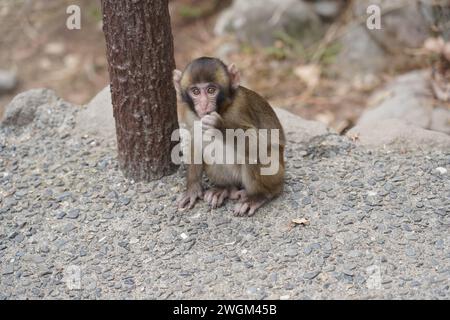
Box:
[0,0,421,132]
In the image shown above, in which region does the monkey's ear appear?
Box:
[173,69,182,94]
[227,63,240,90]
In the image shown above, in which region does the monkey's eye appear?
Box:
[207,87,216,94]
[191,87,200,96]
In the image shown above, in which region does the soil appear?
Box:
[1,89,449,299]
[0,0,411,131]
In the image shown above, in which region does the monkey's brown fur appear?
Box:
[174,57,285,216]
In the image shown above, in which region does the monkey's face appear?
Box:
[173,57,241,118]
[187,82,220,117]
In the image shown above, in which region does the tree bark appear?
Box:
[101,0,178,181]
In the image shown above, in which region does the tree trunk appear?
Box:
[101,0,178,181]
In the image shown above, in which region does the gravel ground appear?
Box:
[0,94,449,300]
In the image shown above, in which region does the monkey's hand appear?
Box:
[201,112,223,132]
[178,183,203,210]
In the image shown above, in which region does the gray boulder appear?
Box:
[354,0,431,53]
[0,70,17,94]
[334,0,432,80]
[312,0,346,20]
[274,107,332,144]
[347,119,450,149]
[431,107,450,135]
[214,0,324,46]
[76,85,116,139]
[358,71,431,129]
[76,86,331,144]
[1,88,57,127]
[334,25,387,81]
[357,70,450,134]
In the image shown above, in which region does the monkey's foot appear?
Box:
[229,188,247,201]
[234,196,267,217]
[204,188,230,208]
[178,185,203,210]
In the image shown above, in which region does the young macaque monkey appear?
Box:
[173,57,285,216]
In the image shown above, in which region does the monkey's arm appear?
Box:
[178,138,204,209]
[178,163,203,209]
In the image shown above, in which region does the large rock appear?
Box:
[357,70,450,134]
[76,85,115,139]
[334,0,432,80]
[310,0,346,20]
[76,86,332,144]
[0,70,18,94]
[214,0,324,46]
[347,119,450,149]
[334,25,387,81]
[431,107,450,135]
[354,0,431,53]
[1,89,57,127]
[358,71,431,128]
[274,107,332,144]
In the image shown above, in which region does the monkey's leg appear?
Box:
[229,187,247,201]
[234,195,268,217]
[205,185,249,208]
[178,164,203,210]
[235,157,284,216]
[204,187,230,208]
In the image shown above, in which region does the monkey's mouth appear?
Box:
[198,111,211,118]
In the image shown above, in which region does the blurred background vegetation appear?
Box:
[0,0,449,133]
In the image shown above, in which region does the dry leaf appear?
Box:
[443,42,450,62]
[352,73,380,91]
[294,64,321,90]
[44,42,65,55]
[291,218,310,226]
[347,132,359,143]
[431,71,450,102]
[315,111,334,126]
[424,37,445,53]
[335,119,351,134]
